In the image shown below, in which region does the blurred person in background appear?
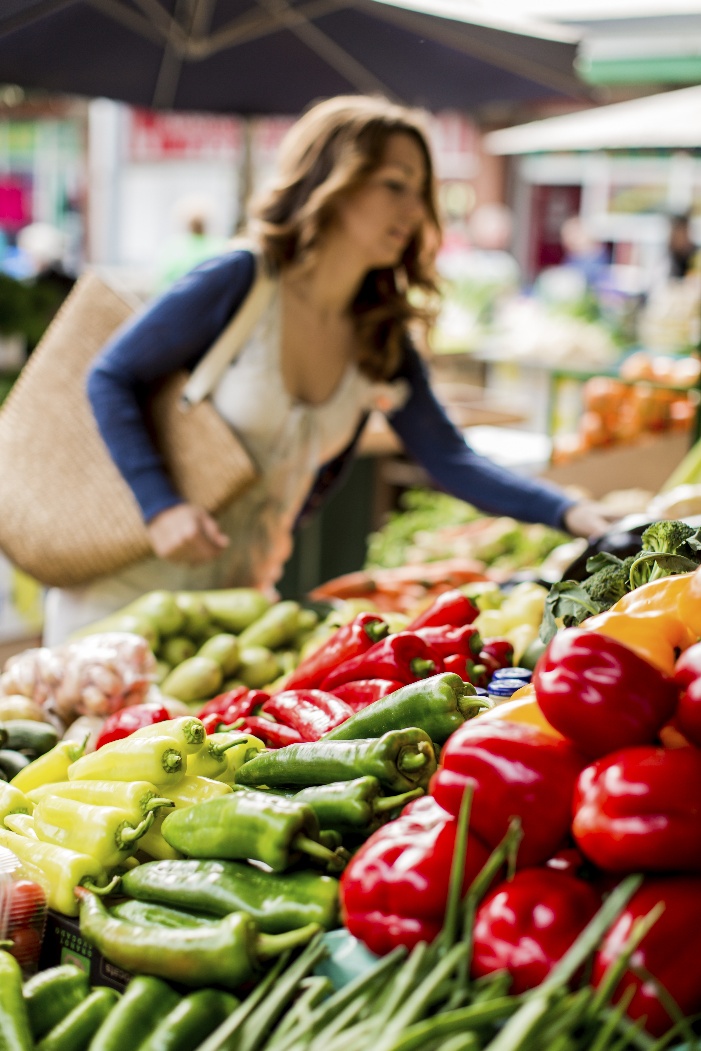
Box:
[665,212,698,281]
[43,95,616,644]
[559,215,610,296]
[157,193,228,290]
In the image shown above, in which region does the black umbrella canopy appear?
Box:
[0,0,586,115]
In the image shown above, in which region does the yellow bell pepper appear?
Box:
[137,808,183,861]
[161,774,233,807]
[32,796,155,870]
[0,782,32,824]
[68,734,184,786]
[10,736,88,794]
[478,691,564,738]
[3,813,37,837]
[582,570,701,674]
[186,731,249,779]
[128,716,206,755]
[26,779,173,820]
[0,828,118,916]
[212,734,266,784]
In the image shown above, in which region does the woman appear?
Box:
[43,95,611,644]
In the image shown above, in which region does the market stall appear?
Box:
[1,501,701,1048]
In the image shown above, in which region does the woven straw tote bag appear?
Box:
[0,259,274,588]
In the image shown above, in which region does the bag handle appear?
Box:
[180,241,276,408]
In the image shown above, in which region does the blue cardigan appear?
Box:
[87,249,574,531]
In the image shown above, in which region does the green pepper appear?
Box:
[235,727,438,793]
[23,964,90,1039]
[87,975,180,1051]
[160,790,343,872]
[110,899,220,929]
[0,949,33,1051]
[75,886,322,990]
[121,857,340,933]
[136,989,239,1051]
[36,987,118,1051]
[323,672,485,744]
[292,776,425,832]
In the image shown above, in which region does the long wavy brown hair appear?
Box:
[248,95,442,381]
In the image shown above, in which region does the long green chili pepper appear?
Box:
[121,857,340,932]
[323,673,485,744]
[235,728,437,793]
[160,789,344,872]
[290,777,424,832]
[74,886,322,991]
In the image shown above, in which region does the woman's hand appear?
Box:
[563,500,620,540]
[147,504,229,565]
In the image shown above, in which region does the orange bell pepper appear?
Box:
[581,570,701,675]
[478,690,564,739]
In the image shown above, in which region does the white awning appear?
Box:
[485,84,701,153]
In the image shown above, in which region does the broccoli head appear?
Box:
[641,520,701,556]
[581,553,638,608]
[629,520,701,589]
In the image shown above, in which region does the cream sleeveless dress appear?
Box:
[43,284,408,645]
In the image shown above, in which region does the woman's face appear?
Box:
[332,132,429,270]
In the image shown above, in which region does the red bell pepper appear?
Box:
[411,625,482,659]
[260,689,354,741]
[479,638,515,670]
[572,744,701,873]
[340,795,491,956]
[533,627,679,758]
[199,690,269,734]
[93,702,171,750]
[673,679,701,748]
[443,654,489,688]
[592,875,701,1036]
[319,633,438,691]
[672,640,701,688]
[330,679,405,712]
[672,642,701,746]
[236,716,304,748]
[430,720,587,867]
[406,589,479,630]
[471,866,601,994]
[280,613,389,691]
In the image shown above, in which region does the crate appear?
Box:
[541,431,691,498]
[39,908,132,992]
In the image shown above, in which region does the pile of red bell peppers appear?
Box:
[340,623,701,1037]
[195,592,515,746]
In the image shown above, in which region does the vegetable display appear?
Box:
[4,556,701,1046]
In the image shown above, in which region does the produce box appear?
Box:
[541,431,690,498]
[39,908,131,992]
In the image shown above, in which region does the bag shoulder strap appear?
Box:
[181,239,276,408]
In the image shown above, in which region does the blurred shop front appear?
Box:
[85,102,487,298]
